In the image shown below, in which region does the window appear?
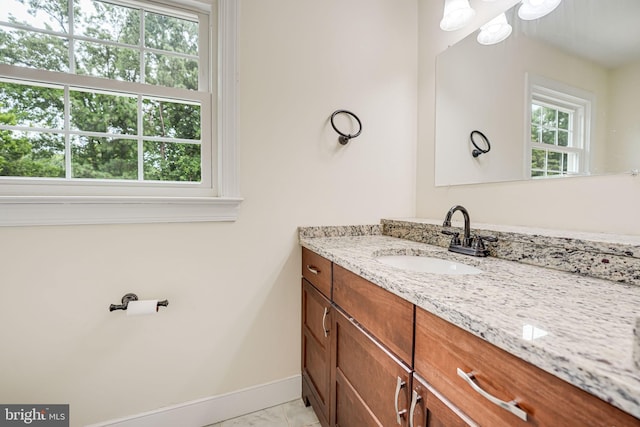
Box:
[0,0,240,225]
[529,101,580,177]
[526,75,593,179]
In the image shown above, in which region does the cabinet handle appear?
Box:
[394,376,407,425]
[306,265,320,275]
[457,368,528,422]
[322,307,329,338]
[409,389,422,427]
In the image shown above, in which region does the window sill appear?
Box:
[0,196,243,226]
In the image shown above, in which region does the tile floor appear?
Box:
[206,399,319,427]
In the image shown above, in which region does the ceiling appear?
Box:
[512,0,640,69]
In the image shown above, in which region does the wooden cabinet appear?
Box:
[302,279,332,427]
[302,247,332,298]
[414,307,640,427]
[332,308,411,427]
[409,373,476,427]
[333,264,414,366]
[301,252,414,427]
[301,249,333,427]
[301,247,640,427]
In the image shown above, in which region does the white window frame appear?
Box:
[524,74,594,180]
[0,0,241,226]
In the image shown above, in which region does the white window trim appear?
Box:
[524,73,595,180]
[0,0,241,226]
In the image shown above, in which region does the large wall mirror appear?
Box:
[435,0,640,186]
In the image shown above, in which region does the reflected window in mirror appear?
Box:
[526,75,593,179]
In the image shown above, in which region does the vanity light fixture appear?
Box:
[518,0,562,20]
[440,0,476,31]
[477,13,512,45]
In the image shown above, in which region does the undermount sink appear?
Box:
[375,255,483,275]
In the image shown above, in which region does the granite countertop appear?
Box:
[299,234,640,419]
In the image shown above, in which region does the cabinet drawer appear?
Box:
[333,264,414,365]
[415,307,640,427]
[332,308,411,427]
[410,373,476,427]
[302,247,332,298]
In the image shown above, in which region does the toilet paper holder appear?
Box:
[109,293,169,312]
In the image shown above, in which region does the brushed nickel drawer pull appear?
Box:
[457,368,528,421]
[322,307,329,338]
[409,389,422,427]
[306,265,320,275]
[394,376,407,424]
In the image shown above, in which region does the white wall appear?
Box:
[0,1,417,425]
[607,59,640,172]
[418,0,640,235]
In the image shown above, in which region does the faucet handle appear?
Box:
[441,229,461,245]
[472,234,498,251]
[478,234,498,243]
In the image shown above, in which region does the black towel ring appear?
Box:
[470,130,491,157]
[331,110,362,145]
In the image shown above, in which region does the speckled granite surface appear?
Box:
[635,319,640,370]
[298,229,640,419]
[383,218,640,286]
[298,224,381,239]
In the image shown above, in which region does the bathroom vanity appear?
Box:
[300,220,640,427]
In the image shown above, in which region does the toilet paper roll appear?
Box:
[127,300,158,316]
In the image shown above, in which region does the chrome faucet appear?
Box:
[442,205,497,257]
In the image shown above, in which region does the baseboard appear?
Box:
[87,374,301,427]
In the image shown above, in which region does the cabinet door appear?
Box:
[332,308,411,427]
[302,279,332,427]
[409,374,476,427]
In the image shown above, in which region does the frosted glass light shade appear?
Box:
[518,0,562,20]
[440,0,476,31]
[477,13,512,45]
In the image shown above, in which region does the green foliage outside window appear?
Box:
[530,102,574,178]
[0,0,203,182]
